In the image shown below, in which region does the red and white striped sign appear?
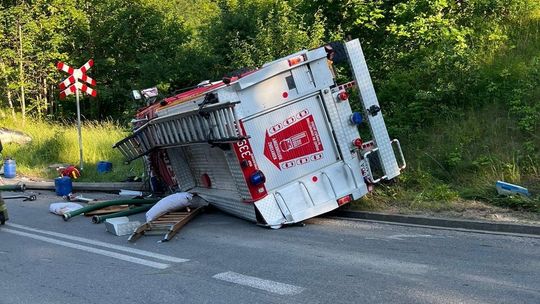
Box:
[59,82,97,99]
[57,59,97,99]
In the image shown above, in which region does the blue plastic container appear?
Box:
[3,159,16,179]
[97,161,113,174]
[55,176,73,196]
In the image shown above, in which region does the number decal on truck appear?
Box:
[233,122,268,202]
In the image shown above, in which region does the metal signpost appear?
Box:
[56,59,97,170]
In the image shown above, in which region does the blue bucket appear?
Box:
[3,159,16,179]
[55,176,73,196]
[97,161,113,174]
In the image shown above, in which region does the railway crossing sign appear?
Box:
[56,59,98,170]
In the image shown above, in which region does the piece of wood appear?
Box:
[84,205,129,216]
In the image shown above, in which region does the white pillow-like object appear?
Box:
[49,202,84,215]
[145,192,193,222]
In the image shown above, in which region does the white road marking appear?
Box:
[387,234,435,240]
[213,271,304,295]
[3,228,169,269]
[7,223,188,263]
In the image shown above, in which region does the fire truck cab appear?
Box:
[114,39,405,227]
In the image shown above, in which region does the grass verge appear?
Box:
[0,113,143,182]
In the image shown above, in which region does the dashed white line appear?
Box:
[3,228,170,269]
[213,271,305,295]
[7,223,188,263]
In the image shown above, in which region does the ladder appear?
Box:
[114,102,245,162]
[344,39,404,181]
[128,206,203,242]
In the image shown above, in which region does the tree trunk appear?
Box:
[0,59,16,119]
[43,77,48,115]
[18,22,26,125]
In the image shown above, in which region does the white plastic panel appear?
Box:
[242,95,339,190]
[309,58,335,88]
[236,72,295,118]
[344,39,400,179]
[291,64,315,94]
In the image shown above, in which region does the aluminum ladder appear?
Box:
[114,102,245,162]
[344,39,405,181]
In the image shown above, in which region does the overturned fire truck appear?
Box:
[114,39,405,228]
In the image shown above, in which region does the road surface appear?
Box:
[1,190,539,304]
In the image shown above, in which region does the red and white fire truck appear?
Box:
[114,39,406,228]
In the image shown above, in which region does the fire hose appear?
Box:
[62,198,159,221]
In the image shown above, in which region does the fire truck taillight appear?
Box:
[337,194,353,206]
[288,54,307,66]
[352,138,363,148]
[249,170,266,186]
[350,112,363,125]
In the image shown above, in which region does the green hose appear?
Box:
[0,184,25,192]
[63,198,159,221]
[91,204,155,224]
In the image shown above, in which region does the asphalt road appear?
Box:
[1,190,539,304]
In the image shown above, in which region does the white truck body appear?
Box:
[114,39,405,227]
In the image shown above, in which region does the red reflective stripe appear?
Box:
[59,75,75,89]
[79,59,93,73]
[57,62,75,75]
[76,82,97,97]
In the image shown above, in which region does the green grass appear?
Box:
[354,8,540,214]
[0,113,143,182]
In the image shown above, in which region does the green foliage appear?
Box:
[226,1,326,68]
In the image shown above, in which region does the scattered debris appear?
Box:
[58,165,81,179]
[104,217,141,236]
[118,189,143,197]
[129,206,203,242]
[3,193,37,201]
[62,198,159,221]
[97,161,112,174]
[496,181,530,197]
[64,193,95,203]
[3,157,16,179]
[145,192,193,222]
[84,205,129,216]
[55,176,73,196]
[0,183,26,192]
[49,202,84,216]
[92,204,155,224]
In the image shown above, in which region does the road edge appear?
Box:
[331,210,540,236]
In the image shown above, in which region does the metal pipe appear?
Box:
[0,184,26,192]
[91,204,155,224]
[63,198,159,221]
